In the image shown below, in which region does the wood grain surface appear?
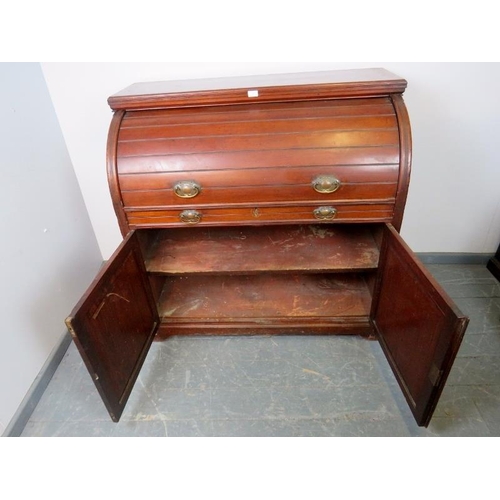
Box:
[108,68,407,110]
[156,273,372,336]
[144,224,380,274]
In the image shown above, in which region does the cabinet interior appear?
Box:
[136,223,384,337]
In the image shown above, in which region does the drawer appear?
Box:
[126,203,394,228]
[119,164,399,208]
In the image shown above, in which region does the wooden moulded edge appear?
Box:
[108,69,408,111]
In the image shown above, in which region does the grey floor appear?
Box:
[21,264,500,437]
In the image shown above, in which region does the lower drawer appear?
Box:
[126,203,394,228]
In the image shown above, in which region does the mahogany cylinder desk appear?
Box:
[66,69,469,427]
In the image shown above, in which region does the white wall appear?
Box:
[0,63,103,433]
[41,62,500,258]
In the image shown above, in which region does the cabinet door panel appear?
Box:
[66,231,159,422]
[372,224,468,427]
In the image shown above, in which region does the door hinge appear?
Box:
[429,364,443,387]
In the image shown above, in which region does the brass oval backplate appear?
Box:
[174,180,201,199]
[312,175,341,194]
[179,210,202,224]
[313,206,337,220]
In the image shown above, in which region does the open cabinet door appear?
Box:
[371,224,469,427]
[66,232,159,422]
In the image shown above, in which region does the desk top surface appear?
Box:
[108,68,407,111]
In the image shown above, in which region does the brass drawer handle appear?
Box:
[313,206,337,220]
[312,175,341,194]
[179,210,202,224]
[174,180,201,199]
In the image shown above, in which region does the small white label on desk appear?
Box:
[247,90,259,98]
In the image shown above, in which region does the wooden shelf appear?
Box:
[145,224,379,275]
[157,273,372,336]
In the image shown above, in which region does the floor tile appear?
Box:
[209,416,412,437]
[206,355,385,389]
[414,417,492,437]
[129,387,213,422]
[21,420,117,437]
[461,385,500,435]
[111,420,169,437]
[426,264,500,298]
[28,364,111,422]
[454,298,500,334]
[457,332,500,357]
[164,419,214,437]
[447,356,500,386]
[432,385,485,418]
